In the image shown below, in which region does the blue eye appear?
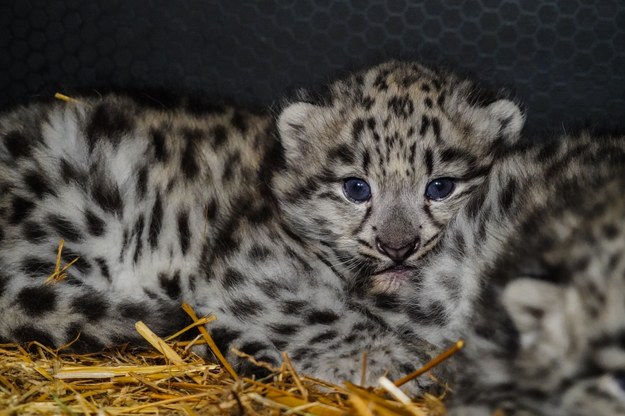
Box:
[425,178,455,200]
[343,178,371,203]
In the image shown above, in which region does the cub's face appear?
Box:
[273,61,524,293]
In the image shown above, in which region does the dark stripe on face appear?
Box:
[358,251,383,262]
[317,191,346,204]
[362,150,370,174]
[356,238,373,250]
[439,147,477,166]
[313,252,346,282]
[283,178,320,204]
[353,206,372,234]
[422,233,440,250]
[457,165,491,181]
[451,184,480,200]
[431,117,441,142]
[423,204,444,228]
[424,148,433,176]
[328,144,355,165]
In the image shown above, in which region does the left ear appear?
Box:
[445,81,525,145]
[481,98,525,144]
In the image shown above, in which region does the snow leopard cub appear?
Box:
[0,61,522,388]
[440,131,625,415]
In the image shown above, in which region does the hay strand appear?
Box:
[0,333,449,415]
[394,340,464,388]
[181,303,239,380]
[54,92,80,103]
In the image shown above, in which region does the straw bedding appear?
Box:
[0,312,453,415]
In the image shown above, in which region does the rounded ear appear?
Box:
[483,98,525,144]
[446,82,525,145]
[277,101,324,166]
[502,278,581,353]
[502,279,565,337]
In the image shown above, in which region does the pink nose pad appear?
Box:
[375,238,420,262]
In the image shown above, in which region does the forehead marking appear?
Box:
[424,148,433,176]
[419,115,430,137]
[408,142,417,166]
[431,117,441,143]
[352,118,365,142]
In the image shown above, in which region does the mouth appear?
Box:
[370,265,416,293]
[374,265,415,276]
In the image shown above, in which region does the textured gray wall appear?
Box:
[1,0,624,134]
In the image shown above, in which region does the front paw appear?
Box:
[293,338,445,396]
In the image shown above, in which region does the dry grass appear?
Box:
[0,307,456,415]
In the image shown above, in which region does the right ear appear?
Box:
[277,101,324,167]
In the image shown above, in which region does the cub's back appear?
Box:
[0,95,276,290]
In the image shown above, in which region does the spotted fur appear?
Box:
[443,134,625,415]
[0,61,522,390]
[359,128,625,414]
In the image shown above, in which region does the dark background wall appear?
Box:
[1,0,624,135]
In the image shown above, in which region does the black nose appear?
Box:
[375,238,420,262]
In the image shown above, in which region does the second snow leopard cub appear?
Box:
[447,131,625,415]
[0,61,522,386]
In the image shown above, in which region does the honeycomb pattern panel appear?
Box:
[1,0,624,135]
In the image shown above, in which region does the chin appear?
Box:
[370,267,413,294]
